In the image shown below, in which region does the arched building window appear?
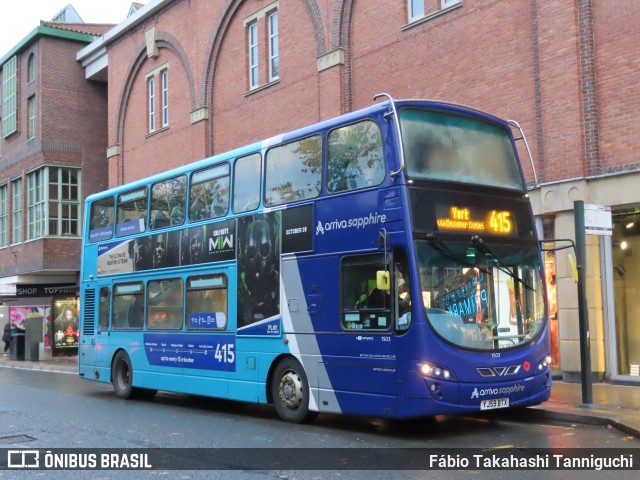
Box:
[27,53,36,83]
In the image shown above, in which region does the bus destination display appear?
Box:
[435,205,517,236]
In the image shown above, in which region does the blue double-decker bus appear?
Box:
[78,96,551,422]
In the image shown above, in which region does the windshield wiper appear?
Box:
[470,235,534,291]
[425,233,490,276]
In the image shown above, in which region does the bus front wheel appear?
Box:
[271,357,311,423]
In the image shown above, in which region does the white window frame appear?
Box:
[2,56,18,137]
[248,22,259,89]
[408,0,460,23]
[11,178,22,244]
[441,0,461,8]
[27,169,46,240]
[268,11,279,82]
[0,184,7,248]
[408,0,425,22]
[49,167,81,237]
[28,96,36,140]
[161,69,169,128]
[148,76,156,133]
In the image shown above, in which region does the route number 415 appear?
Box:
[214,343,235,363]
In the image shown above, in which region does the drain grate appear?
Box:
[0,435,36,445]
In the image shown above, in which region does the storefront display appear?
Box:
[52,298,80,352]
[9,305,51,349]
[544,251,559,367]
[611,211,640,377]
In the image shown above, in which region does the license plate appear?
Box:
[480,397,509,410]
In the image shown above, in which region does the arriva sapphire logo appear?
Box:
[315,213,387,236]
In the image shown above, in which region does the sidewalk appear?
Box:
[1,353,639,437]
[531,380,640,438]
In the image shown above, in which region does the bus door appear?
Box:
[306,254,397,417]
[341,254,397,415]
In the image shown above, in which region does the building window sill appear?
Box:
[145,126,169,139]
[245,79,280,97]
[402,2,462,32]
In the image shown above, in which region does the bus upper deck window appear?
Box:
[89,197,115,242]
[264,135,322,206]
[189,164,230,222]
[116,188,148,237]
[150,175,186,230]
[233,153,261,213]
[327,120,385,193]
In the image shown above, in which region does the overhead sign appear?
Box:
[584,204,612,236]
[17,284,78,298]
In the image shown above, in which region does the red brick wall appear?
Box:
[103,0,640,189]
[594,0,640,175]
[211,0,322,153]
[0,35,108,277]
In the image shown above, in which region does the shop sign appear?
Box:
[16,284,78,298]
[584,204,612,236]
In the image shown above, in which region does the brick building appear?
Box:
[0,5,114,353]
[71,0,639,383]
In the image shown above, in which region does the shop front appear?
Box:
[2,284,79,359]
[532,175,640,386]
[608,208,640,379]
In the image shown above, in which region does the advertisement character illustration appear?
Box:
[129,236,151,271]
[238,213,280,327]
[53,304,79,348]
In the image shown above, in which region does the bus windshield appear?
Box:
[399,108,524,191]
[416,240,545,351]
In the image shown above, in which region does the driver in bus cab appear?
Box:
[397,273,411,327]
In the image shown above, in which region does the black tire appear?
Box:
[112,350,133,399]
[112,351,158,400]
[271,357,311,423]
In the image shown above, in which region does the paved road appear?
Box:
[0,367,637,479]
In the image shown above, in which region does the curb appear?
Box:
[528,408,640,439]
[0,361,76,375]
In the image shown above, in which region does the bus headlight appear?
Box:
[419,362,453,380]
[537,355,553,371]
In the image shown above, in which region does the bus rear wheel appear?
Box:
[113,351,134,399]
[271,357,311,423]
[112,351,158,400]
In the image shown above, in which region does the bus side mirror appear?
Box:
[376,271,390,291]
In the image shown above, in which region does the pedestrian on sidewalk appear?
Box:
[2,322,11,353]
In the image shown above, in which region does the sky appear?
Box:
[1,1,143,56]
